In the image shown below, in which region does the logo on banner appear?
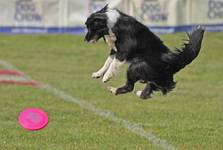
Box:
[89,0,106,13]
[208,0,223,19]
[14,0,42,22]
[140,0,168,22]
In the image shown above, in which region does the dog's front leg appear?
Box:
[92,55,115,78]
[102,58,124,83]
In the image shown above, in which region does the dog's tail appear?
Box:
[162,26,205,74]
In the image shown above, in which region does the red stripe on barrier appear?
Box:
[0,80,40,87]
[0,70,23,76]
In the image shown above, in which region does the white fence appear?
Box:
[0,0,223,34]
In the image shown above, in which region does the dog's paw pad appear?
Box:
[107,86,117,95]
[136,91,142,97]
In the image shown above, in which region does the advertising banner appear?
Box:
[129,0,223,33]
[0,0,223,34]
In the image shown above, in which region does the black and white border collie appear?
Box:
[85,5,205,99]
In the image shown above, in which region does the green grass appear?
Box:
[0,32,222,150]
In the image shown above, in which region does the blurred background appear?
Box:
[1,0,223,34]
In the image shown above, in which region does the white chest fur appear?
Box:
[104,9,120,52]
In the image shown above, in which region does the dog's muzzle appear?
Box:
[84,35,100,43]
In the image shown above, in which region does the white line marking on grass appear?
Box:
[0,60,176,150]
[0,60,19,70]
[0,75,27,82]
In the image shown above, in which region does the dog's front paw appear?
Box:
[92,71,103,78]
[107,86,117,95]
[102,75,111,83]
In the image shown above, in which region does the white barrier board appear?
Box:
[0,0,223,34]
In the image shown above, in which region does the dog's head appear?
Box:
[84,5,109,43]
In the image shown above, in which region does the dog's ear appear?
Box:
[99,4,109,13]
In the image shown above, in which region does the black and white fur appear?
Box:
[85,5,205,99]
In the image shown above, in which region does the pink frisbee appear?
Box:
[18,108,48,131]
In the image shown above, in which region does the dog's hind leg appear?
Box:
[136,83,157,99]
[107,62,139,95]
[108,80,135,95]
[107,60,160,98]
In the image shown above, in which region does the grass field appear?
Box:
[0,32,223,150]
